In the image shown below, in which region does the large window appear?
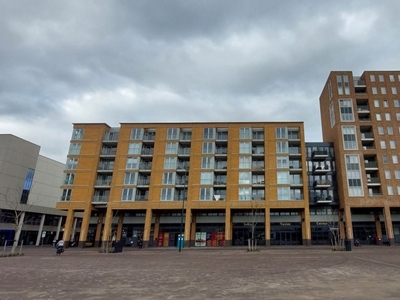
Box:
[329,103,335,127]
[161,188,174,201]
[239,157,251,169]
[164,157,177,169]
[277,171,289,184]
[200,172,213,185]
[342,126,357,150]
[66,158,78,170]
[239,172,251,184]
[121,188,135,201]
[276,141,288,153]
[202,142,214,154]
[276,156,288,168]
[240,127,251,139]
[199,188,212,201]
[339,99,354,121]
[124,172,136,185]
[162,172,175,185]
[276,127,287,139]
[165,142,178,154]
[130,128,143,140]
[64,173,75,185]
[126,157,139,169]
[167,128,179,140]
[68,143,81,155]
[278,187,290,200]
[72,128,84,140]
[128,143,141,154]
[201,157,214,169]
[239,142,251,154]
[345,155,363,196]
[203,128,215,139]
[239,188,251,200]
[61,189,71,201]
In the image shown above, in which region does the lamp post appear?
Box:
[179,165,188,252]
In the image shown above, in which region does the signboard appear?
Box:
[41,231,46,238]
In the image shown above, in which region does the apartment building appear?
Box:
[0,134,67,246]
[57,122,312,247]
[319,71,400,245]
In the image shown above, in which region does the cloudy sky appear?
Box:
[1,1,399,163]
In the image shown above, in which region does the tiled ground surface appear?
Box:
[1,245,400,300]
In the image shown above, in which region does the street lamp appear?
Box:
[179,164,189,252]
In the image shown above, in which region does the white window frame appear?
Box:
[199,188,213,201]
[239,188,251,200]
[121,188,135,201]
[130,128,144,140]
[128,143,141,154]
[161,188,174,201]
[126,157,139,169]
[239,142,252,154]
[200,172,213,185]
[201,157,214,169]
[163,157,177,169]
[124,172,137,185]
[202,142,215,154]
[240,127,251,139]
[239,156,251,169]
[162,172,175,185]
[239,172,251,184]
[167,128,179,140]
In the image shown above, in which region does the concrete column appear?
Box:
[190,213,196,247]
[153,213,160,247]
[225,208,232,246]
[143,208,152,248]
[102,207,113,244]
[116,212,124,241]
[375,210,382,244]
[62,209,75,247]
[71,218,78,242]
[35,214,46,246]
[78,207,92,247]
[384,206,394,245]
[94,213,104,247]
[302,207,311,246]
[265,207,270,246]
[184,208,191,247]
[55,216,63,240]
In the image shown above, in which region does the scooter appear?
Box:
[56,246,64,255]
[354,239,361,247]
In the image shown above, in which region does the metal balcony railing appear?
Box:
[92,196,109,203]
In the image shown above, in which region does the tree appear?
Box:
[0,187,39,254]
[247,200,263,252]
[325,209,344,251]
[100,209,119,253]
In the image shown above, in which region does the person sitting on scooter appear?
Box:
[56,239,65,252]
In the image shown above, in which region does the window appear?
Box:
[376,113,382,121]
[343,75,350,95]
[165,142,178,154]
[388,186,394,196]
[130,128,143,140]
[199,188,212,201]
[392,87,398,94]
[240,127,251,139]
[201,157,214,169]
[329,103,335,127]
[128,143,141,154]
[124,172,136,185]
[278,187,290,200]
[385,113,391,121]
[393,155,398,164]
[380,141,386,149]
[277,171,289,184]
[385,170,391,179]
[239,172,251,184]
[202,142,214,154]
[337,75,343,95]
[345,155,363,196]
[276,127,287,139]
[277,156,288,168]
[328,80,333,99]
[239,188,251,200]
[126,157,139,169]
[388,127,394,135]
[381,87,387,94]
[66,158,78,170]
[378,126,384,135]
[200,172,213,185]
[239,157,251,169]
[162,172,175,185]
[374,99,380,107]
[339,99,354,121]
[64,173,75,185]
[383,155,389,164]
[167,128,179,140]
[61,189,72,201]
[372,87,378,94]
[398,186,400,195]
[163,157,177,169]
[68,143,81,155]
[121,188,135,201]
[203,128,214,139]
[397,113,400,121]
[383,100,389,107]
[379,74,384,82]
[370,75,376,82]
[276,141,288,153]
[342,126,357,150]
[395,170,400,179]
[389,75,395,82]
[239,142,251,154]
[161,188,174,201]
[71,128,84,140]
[390,140,396,149]
[394,99,400,107]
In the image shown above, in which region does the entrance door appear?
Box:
[280,232,292,245]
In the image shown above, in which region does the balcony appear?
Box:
[215,148,228,156]
[139,162,152,171]
[288,133,300,140]
[251,196,265,201]
[94,180,111,187]
[367,177,381,186]
[137,178,150,186]
[313,166,330,174]
[290,180,303,187]
[289,147,301,156]
[314,195,333,203]
[103,132,119,144]
[312,150,328,159]
[92,195,109,203]
[100,147,117,156]
[143,133,156,141]
[362,146,375,150]
[97,163,114,171]
[214,181,227,186]
[364,161,378,170]
[178,148,191,156]
[135,195,148,201]
[313,180,331,188]
[216,133,228,141]
[141,148,154,156]
[361,132,374,141]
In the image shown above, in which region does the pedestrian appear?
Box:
[138,238,143,249]
[52,238,57,248]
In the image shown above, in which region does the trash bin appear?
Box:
[345,240,352,251]
[114,242,123,253]
[176,234,184,250]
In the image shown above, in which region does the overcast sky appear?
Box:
[1,1,400,163]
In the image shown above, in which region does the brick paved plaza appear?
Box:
[1,245,400,300]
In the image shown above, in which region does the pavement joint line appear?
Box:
[354,256,400,268]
